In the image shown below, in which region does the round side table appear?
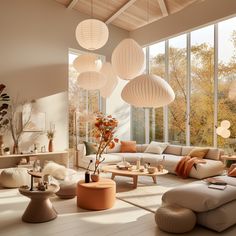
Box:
[19,184,59,223]
[77,178,116,210]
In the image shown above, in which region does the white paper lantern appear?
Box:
[99,62,118,98]
[221,129,231,138]
[221,120,231,129]
[111,38,145,80]
[73,54,102,73]
[75,19,109,50]
[77,71,107,90]
[121,74,175,108]
[216,126,224,136]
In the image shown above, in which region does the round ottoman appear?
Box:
[77,178,116,210]
[0,168,30,188]
[56,182,77,199]
[155,205,196,233]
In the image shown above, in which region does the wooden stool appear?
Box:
[77,178,116,210]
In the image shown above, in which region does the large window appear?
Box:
[131,16,236,147]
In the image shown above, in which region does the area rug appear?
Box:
[113,173,196,213]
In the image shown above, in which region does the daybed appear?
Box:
[77,142,224,179]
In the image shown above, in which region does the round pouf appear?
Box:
[0,168,30,188]
[155,205,196,233]
[56,182,77,199]
[77,178,116,210]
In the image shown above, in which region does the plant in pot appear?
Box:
[0,84,10,155]
[4,147,10,155]
[47,123,55,152]
[90,112,118,182]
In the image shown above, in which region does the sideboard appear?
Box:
[0,151,69,169]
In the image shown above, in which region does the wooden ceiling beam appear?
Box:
[157,0,168,17]
[67,0,79,9]
[105,0,138,25]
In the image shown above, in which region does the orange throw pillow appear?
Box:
[120,141,137,153]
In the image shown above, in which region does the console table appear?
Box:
[0,151,68,168]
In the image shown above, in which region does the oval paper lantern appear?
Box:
[111,38,145,80]
[221,120,231,129]
[73,54,102,73]
[75,19,109,50]
[99,62,118,98]
[221,129,231,138]
[77,71,107,90]
[121,74,175,108]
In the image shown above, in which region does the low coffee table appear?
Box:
[102,165,168,188]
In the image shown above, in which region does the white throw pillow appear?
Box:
[144,141,168,154]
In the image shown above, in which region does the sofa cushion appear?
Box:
[85,154,123,165]
[188,148,209,159]
[144,141,168,154]
[163,145,182,156]
[205,148,220,160]
[84,141,97,155]
[136,144,148,152]
[181,146,194,156]
[120,141,137,153]
[106,143,121,153]
[197,199,236,232]
[162,181,236,212]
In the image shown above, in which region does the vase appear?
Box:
[13,143,19,154]
[0,135,3,155]
[91,173,100,182]
[48,139,53,152]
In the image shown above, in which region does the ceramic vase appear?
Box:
[48,139,53,152]
[91,173,100,182]
[0,135,3,155]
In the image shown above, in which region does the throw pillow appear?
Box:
[188,148,209,159]
[42,161,67,180]
[83,141,97,156]
[144,141,168,154]
[120,141,137,153]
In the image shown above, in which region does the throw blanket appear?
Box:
[175,156,206,179]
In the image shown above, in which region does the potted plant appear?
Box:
[47,123,55,152]
[4,147,10,155]
[90,112,118,182]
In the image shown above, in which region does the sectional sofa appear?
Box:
[77,142,224,179]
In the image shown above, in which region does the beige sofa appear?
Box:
[77,143,224,179]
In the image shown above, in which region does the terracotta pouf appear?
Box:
[77,178,116,210]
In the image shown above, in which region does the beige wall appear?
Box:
[130,0,236,46]
[0,0,128,152]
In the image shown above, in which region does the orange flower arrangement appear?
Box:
[91,112,118,174]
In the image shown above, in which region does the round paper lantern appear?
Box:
[77,71,107,90]
[99,62,118,98]
[221,129,231,138]
[221,120,231,129]
[111,38,145,80]
[216,126,224,136]
[121,74,175,108]
[75,19,109,50]
[73,54,102,73]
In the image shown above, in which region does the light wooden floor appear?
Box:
[1,174,236,236]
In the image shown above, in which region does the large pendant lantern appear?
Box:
[111,38,145,80]
[77,71,107,90]
[73,54,102,73]
[121,74,175,108]
[75,19,109,51]
[99,62,118,98]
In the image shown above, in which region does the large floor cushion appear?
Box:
[0,168,30,188]
[162,181,236,212]
[197,199,236,232]
[155,204,196,233]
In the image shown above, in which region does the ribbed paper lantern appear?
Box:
[73,54,102,73]
[121,74,175,108]
[221,120,231,129]
[111,38,145,80]
[99,62,118,98]
[75,19,109,50]
[77,71,107,90]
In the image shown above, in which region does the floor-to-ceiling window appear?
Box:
[218,17,236,149]
[168,35,187,145]
[131,16,236,147]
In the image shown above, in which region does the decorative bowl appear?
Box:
[147,166,157,174]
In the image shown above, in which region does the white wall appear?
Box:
[0,0,129,151]
[105,79,131,141]
[130,0,236,46]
